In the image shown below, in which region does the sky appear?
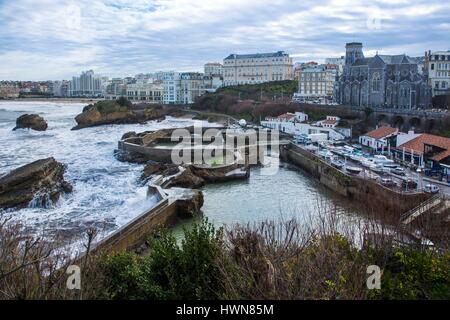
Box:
[0,0,449,81]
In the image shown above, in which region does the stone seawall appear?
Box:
[280,143,430,219]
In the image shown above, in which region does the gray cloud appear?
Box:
[0,0,449,80]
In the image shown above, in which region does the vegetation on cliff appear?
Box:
[1,213,448,300]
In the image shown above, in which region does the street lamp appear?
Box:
[416,167,422,191]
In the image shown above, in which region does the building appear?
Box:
[204,63,224,77]
[428,50,450,97]
[223,51,293,86]
[293,61,318,80]
[325,56,345,75]
[318,116,340,129]
[297,64,338,103]
[49,80,69,97]
[163,71,182,104]
[69,70,106,97]
[334,42,432,109]
[125,82,163,103]
[359,126,399,151]
[261,112,349,141]
[0,82,20,98]
[393,133,450,168]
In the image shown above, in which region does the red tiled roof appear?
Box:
[277,113,295,121]
[396,134,450,162]
[322,119,337,125]
[364,126,398,139]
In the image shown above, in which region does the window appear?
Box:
[372,72,381,92]
[431,64,434,70]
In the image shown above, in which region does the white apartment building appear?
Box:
[204,63,224,77]
[298,64,338,102]
[125,82,163,103]
[223,51,293,86]
[163,71,182,104]
[428,50,450,97]
[69,70,106,97]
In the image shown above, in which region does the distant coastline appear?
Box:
[2,97,103,104]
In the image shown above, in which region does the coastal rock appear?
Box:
[13,114,48,131]
[72,99,167,130]
[121,131,137,140]
[142,163,179,179]
[171,188,204,217]
[0,157,72,209]
[162,167,205,189]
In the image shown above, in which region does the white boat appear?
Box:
[371,165,386,174]
[331,159,345,169]
[350,154,362,163]
[346,166,362,174]
[373,155,395,165]
[360,158,374,168]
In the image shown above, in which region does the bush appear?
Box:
[102,219,224,300]
[369,248,450,300]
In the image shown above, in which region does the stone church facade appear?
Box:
[334,43,432,109]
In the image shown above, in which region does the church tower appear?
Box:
[344,42,364,73]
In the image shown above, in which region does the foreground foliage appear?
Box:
[1,216,449,300]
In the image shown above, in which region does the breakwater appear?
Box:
[280,143,430,219]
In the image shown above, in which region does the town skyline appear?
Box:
[1,0,449,81]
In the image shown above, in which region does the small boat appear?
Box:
[346,166,362,174]
[350,154,362,163]
[371,165,386,174]
[331,159,344,169]
[383,162,398,169]
[360,158,374,168]
[352,144,362,150]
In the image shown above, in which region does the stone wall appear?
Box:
[280,143,430,218]
[89,186,175,255]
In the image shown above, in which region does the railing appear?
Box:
[400,194,441,223]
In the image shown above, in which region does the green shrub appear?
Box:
[370,248,450,300]
[102,219,224,300]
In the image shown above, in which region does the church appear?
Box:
[334,42,432,109]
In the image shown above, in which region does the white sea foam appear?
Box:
[0,101,208,240]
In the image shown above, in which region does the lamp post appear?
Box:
[416,167,423,191]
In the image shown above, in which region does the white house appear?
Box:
[317,116,340,128]
[359,126,399,151]
[261,113,346,141]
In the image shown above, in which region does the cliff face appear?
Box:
[0,157,72,209]
[72,100,166,130]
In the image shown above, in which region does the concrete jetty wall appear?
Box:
[91,186,177,254]
[280,143,430,218]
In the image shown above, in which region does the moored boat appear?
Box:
[345,166,362,174]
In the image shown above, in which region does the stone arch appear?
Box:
[393,115,404,129]
[409,117,421,129]
[376,113,389,126]
[425,119,435,132]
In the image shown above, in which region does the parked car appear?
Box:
[401,179,417,189]
[391,167,405,176]
[424,184,440,194]
[380,177,396,187]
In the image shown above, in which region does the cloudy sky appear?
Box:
[0,0,449,80]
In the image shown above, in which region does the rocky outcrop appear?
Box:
[0,157,72,209]
[170,188,204,217]
[142,163,180,179]
[162,167,205,189]
[72,100,167,130]
[13,114,48,131]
